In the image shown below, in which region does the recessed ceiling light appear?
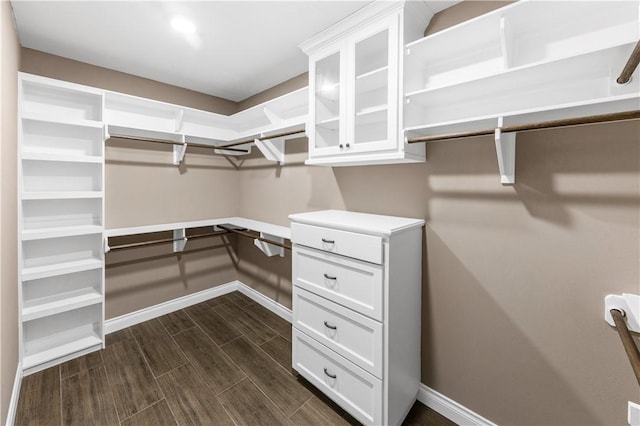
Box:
[171,17,196,34]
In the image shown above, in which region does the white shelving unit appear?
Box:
[404,0,640,184]
[18,73,106,375]
[104,85,308,165]
[301,0,432,166]
[16,72,308,374]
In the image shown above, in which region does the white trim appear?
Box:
[417,383,496,426]
[104,281,239,334]
[6,363,22,426]
[236,282,292,323]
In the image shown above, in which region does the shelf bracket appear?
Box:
[254,232,285,257]
[264,107,284,127]
[495,117,516,185]
[254,135,285,164]
[103,124,110,142]
[173,135,187,166]
[173,228,187,253]
[103,236,111,254]
[214,144,252,156]
[605,293,640,333]
[174,109,184,132]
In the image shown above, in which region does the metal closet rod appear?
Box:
[214,129,306,150]
[107,230,228,251]
[216,225,292,250]
[406,110,640,144]
[617,40,640,85]
[107,134,250,153]
[610,308,640,387]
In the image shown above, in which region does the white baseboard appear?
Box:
[236,283,292,322]
[6,362,22,426]
[417,383,496,426]
[104,281,239,334]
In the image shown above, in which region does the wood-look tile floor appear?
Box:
[15,291,455,426]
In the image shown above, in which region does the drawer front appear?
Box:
[291,222,383,265]
[292,329,382,426]
[293,287,383,378]
[293,245,383,321]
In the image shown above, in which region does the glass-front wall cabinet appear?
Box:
[308,14,399,162]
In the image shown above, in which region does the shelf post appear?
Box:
[495,117,516,185]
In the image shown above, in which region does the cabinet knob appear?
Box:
[346,143,350,148]
[339,144,344,149]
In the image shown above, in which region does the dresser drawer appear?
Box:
[293,245,383,321]
[293,287,382,378]
[292,328,382,426]
[291,222,383,265]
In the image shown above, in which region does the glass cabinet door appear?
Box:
[349,15,398,153]
[313,50,342,152]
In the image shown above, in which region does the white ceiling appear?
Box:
[11,1,455,102]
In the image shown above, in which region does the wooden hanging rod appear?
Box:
[107,133,250,153]
[214,129,306,150]
[406,110,640,144]
[610,308,640,387]
[617,40,640,85]
[216,225,292,250]
[107,230,228,251]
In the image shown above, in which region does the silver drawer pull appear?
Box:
[321,238,335,244]
[323,321,337,330]
[323,273,337,280]
[324,368,337,379]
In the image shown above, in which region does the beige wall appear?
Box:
[1,0,20,423]
[237,3,640,425]
[21,48,237,115]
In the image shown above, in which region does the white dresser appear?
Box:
[289,210,424,426]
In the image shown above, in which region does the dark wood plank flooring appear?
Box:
[15,291,455,426]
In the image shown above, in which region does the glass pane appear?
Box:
[315,52,341,149]
[354,29,389,145]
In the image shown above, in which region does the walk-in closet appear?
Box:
[1,1,639,425]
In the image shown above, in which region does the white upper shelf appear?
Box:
[103,84,308,152]
[105,217,291,241]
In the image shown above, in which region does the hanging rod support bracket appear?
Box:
[495,117,516,185]
[173,228,187,252]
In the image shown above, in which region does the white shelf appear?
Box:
[22,225,103,241]
[23,334,101,371]
[21,114,104,129]
[21,191,103,200]
[21,74,103,123]
[106,217,291,241]
[22,258,103,282]
[22,288,102,322]
[316,117,340,130]
[21,152,103,164]
[405,43,640,129]
[356,66,388,94]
